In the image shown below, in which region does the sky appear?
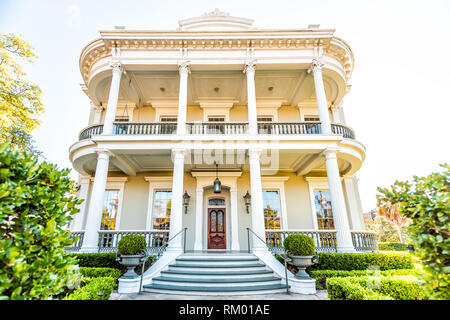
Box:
[1,0,449,212]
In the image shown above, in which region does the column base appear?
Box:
[79,247,99,253]
[336,246,357,253]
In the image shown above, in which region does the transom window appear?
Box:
[257,116,273,122]
[207,116,225,122]
[115,115,129,122]
[160,116,177,122]
[313,190,334,229]
[304,116,320,122]
[100,190,120,230]
[208,198,225,206]
[153,190,172,230]
[262,190,281,230]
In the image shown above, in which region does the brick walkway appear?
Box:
[109,290,329,300]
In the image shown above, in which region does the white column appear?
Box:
[244,60,258,135]
[92,102,103,125]
[167,149,185,251]
[343,177,365,230]
[102,62,123,135]
[176,61,190,135]
[311,59,332,134]
[71,175,91,231]
[248,149,268,251]
[81,150,111,252]
[193,187,203,251]
[230,187,240,251]
[324,149,355,252]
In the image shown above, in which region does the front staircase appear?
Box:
[143,252,289,295]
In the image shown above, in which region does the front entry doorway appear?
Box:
[207,208,226,249]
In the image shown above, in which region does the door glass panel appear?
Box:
[262,190,281,230]
[313,190,334,229]
[217,211,223,232]
[210,211,217,232]
[101,190,120,230]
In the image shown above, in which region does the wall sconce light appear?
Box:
[183,190,190,214]
[243,191,251,213]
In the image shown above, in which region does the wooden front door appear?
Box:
[208,208,226,249]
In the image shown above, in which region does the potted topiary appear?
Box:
[116,234,147,279]
[283,234,319,279]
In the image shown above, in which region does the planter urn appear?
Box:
[288,254,319,280]
[117,254,144,279]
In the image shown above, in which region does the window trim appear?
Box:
[90,177,127,230]
[261,176,289,229]
[145,177,173,230]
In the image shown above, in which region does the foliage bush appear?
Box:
[79,267,121,281]
[327,275,426,300]
[326,277,392,300]
[118,235,146,255]
[378,242,410,251]
[307,251,414,271]
[63,277,117,300]
[283,234,315,256]
[377,164,449,300]
[311,269,417,290]
[0,144,81,299]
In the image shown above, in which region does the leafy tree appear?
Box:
[377,164,449,300]
[0,33,43,153]
[376,203,409,243]
[0,143,81,299]
[366,215,402,242]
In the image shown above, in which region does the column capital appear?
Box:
[172,148,186,159]
[94,148,112,158]
[243,60,257,74]
[110,61,123,73]
[311,58,324,73]
[178,61,191,74]
[323,148,339,159]
[248,148,262,158]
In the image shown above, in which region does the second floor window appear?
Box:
[304,116,320,122]
[153,190,172,230]
[258,116,273,134]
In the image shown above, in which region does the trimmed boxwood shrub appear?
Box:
[283,234,315,256]
[311,269,417,290]
[118,235,146,255]
[63,277,117,300]
[326,275,426,300]
[308,251,414,271]
[79,267,121,281]
[326,278,392,300]
[378,242,410,251]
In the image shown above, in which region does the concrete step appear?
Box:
[160,269,274,279]
[168,263,267,272]
[143,283,289,296]
[152,276,282,287]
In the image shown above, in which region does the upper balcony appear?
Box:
[79,121,355,140]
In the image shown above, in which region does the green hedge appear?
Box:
[79,267,121,281]
[63,277,117,300]
[308,252,414,271]
[311,269,417,290]
[378,242,410,251]
[326,277,392,300]
[326,275,426,300]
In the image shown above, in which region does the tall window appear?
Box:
[100,190,120,230]
[153,191,172,230]
[313,190,334,229]
[262,190,281,230]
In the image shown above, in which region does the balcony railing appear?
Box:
[65,231,85,252]
[97,230,170,253]
[187,122,248,135]
[265,229,378,254]
[78,122,355,140]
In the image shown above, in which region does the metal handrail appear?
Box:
[246,227,289,293]
[138,228,187,294]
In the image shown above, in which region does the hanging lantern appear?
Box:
[213,161,221,194]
